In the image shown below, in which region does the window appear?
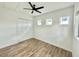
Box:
[46,18,52,25]
[75,12,79,40]
[37,20,42,26]
[60,16,70,25]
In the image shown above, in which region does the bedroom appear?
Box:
[0,2,79,57]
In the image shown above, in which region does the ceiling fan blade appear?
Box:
[36,6,44,10]
[31,10,34,13]
[36,10,41,13]
[29,2,33,8]
[24,8,32,10]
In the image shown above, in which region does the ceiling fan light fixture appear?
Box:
[23,2,44,14]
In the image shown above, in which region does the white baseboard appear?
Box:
[0,34,33,49]
[34,37,72,52]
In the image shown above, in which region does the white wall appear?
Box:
[73,3,79,57]
[34,6,74,51]
[0,7,33,48]
[16,19,33,42]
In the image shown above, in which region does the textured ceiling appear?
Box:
[0,2,74,16]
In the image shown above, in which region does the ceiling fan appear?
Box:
[23,2,44,14]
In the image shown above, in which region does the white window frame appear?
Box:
[75,13,79,40]
[60,16,70,25]
[46,18,52,25]
[37,20,42,26]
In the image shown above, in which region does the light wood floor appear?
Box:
[0,38,72,57]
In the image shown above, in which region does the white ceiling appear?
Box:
[0,2,74,16]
